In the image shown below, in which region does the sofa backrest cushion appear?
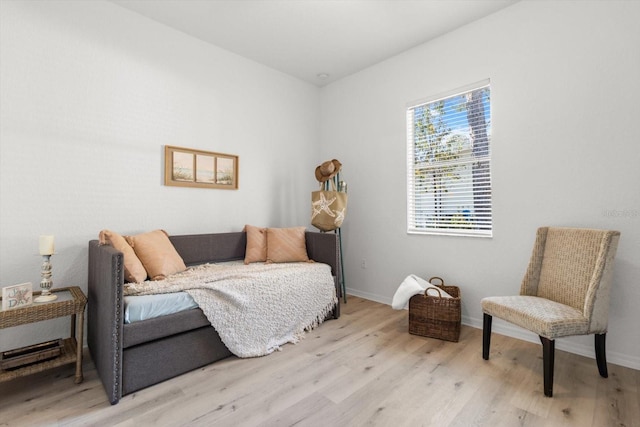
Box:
[125,230,187,280]
[99,229,148,283]
[266,227,310,263]
[169,232,247,266]
[244,225,268,264]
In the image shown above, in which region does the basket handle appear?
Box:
[428,276,444,286]
[424,287,443,298]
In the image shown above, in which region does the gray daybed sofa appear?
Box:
[88,231,341,405]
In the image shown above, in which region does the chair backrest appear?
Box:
[520,227,620,332]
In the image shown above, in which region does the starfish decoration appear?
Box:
[312,192,337,219]
[333,208,346,226]
[14,289,31,305]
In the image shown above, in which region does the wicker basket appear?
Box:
[408,277,461,342]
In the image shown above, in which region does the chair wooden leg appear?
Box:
[540,336,555,397]
[595,333,608,378]
[482,313,492,360]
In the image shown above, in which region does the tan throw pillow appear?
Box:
[125,230,186,280]
[244,225,267,264]
[98,230,148,283]
[266,227,310,263]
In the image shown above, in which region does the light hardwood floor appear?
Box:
[1,296,638,427]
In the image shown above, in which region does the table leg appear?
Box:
[74,309,84,384]
[70,313,76,339]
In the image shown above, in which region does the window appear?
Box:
[406,80,492,237]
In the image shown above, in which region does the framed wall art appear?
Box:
[164,145,238,190]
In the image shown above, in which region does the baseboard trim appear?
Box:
[345,287,391,305]
[464,314,640,371]
[345,287,640,371]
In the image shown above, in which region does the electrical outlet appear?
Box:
[361,259,366,269]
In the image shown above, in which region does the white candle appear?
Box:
[39,235,55,255]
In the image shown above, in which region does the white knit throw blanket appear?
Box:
[124,262,337,358]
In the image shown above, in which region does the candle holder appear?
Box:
[34,254,57,302]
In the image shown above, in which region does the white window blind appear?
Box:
[406,80,492,237]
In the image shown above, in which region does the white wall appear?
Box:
[320,1,640,369]
[0,1,320,350]
[2,0,639,371]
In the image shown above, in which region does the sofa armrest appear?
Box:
[87,240,124,405]
[305,231,339,275]
[305,231,341,317]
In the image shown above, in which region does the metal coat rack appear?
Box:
[322,172,347,303]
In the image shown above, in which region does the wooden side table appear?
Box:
[0,286,87,384]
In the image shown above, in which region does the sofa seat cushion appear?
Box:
[123,307,212,348]
[124,292,198,324]
[481,295,589,339]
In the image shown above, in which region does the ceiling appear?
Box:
[110,0,519,86]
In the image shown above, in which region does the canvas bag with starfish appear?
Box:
[311,159,347,232]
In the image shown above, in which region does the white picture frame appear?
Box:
[2,282,33,311]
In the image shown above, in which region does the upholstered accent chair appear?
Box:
[481,227,620,397]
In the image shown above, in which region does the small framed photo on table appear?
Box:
[2,282,33,311]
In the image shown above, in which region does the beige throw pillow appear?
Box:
[244,225,268,264]
[125,230,186,280]
[98,230,148,283]
[266,227,310,263]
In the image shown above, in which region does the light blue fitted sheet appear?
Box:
[123,292,198,324]
[123,261,246,323]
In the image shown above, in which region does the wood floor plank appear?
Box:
[0,296,638,427]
